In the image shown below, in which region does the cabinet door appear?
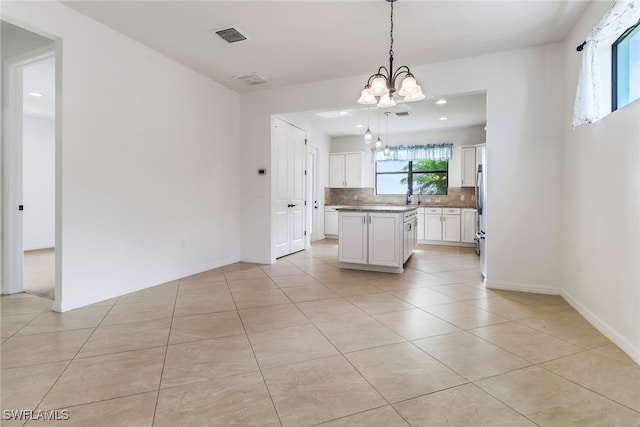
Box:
[425,214,443,241]
[461,146,476,187]
[368,213,402,267]
[338,212,367,264]
[461,209,477,243]
[442,214,461,242]
[324,211,339,236]
[344,153,363,188]
[416,211,425,241]
[329,154,346,188]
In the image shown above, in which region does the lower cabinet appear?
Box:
[417,207,475,245]
[339,210,414,273]
[461,208,477,243]
[324,208,339,238]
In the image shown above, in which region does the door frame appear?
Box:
[2,45,58,302]
[307,144,320,244]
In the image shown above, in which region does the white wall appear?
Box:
[3,2,242,311]
[561,1,640,363]
[240,45,565,291]
[331,125,486,188]
[22,115,55,250]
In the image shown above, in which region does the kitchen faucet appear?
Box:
[406,190,412,205]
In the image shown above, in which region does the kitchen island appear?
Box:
[337,206,417,274]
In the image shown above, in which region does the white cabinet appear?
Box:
[339,210,414,273]
[442,208,461,242]
[403,212,418,264]
[461,146,476,188]
[461,209,477,243]
[424,208,443,241]
[329,152,364,188]
[324,207,339,238]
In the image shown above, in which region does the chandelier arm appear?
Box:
[391,66,412,82]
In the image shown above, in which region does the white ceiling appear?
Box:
[43,1,590,135]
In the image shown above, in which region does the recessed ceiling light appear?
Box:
[436,99,447,105]
[439,116,448,121]
[356,124,364,128]
[28,92,43,97]
[338,111,349,116]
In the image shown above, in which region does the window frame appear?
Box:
[375,160,449,196]
[612,20,640,112]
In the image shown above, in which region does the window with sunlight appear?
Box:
[612,21,640,110]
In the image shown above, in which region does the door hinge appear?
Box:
[304,201,307,206]
[305,139,308,145]
[304,170,307,176]
[304,231,307,236]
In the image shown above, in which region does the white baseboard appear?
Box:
[561,289,640,365]
[485,280,561,295]
[239,256,274,265]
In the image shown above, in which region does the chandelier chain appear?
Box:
[389,0,395,59]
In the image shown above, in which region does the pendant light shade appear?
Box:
[364,107,373,144]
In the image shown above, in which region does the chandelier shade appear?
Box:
[357,0,425,107]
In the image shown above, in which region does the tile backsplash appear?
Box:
[325,187,476,208]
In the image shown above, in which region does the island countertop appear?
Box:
[336,205,417,213]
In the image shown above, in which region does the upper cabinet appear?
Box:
[329,152,364,188]
[460,144,485,187]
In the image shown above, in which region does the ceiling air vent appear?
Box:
[213,27,247,43]
[396,111,410,117]
[233,73,269,86]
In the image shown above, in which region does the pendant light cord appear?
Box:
[389,0,394,60]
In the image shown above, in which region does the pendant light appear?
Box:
[363,107,373,144]
[374,108,383,151]
[383,111,392,156]
[357,0,425,107]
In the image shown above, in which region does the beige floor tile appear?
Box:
[1,329,93,369]
[373,309,460,340]
[1,313,40,338]
[101,300,175,326]
[1,296,52,317]
[429,283,493,301]
[41,392,158,427]
[296,298,368,322]
[542,351,640,411]
[161,334,258,388]
[270,274,322,288]
[389,288,458,307]
[231,288,291,309]
[316,316,405,353]
[248,324,338,369]
[169,310,244,344]
[366,277,422,292]
[224,267,269,281]
[155,372,279,427]
[222,262,260,273]
[1,361,68,411]
[394,383,536,426]
[263,355,386,426]
[422,301,509,330]
[116,282,178,305]
[400,270,455,287]
[226,277,278,292]
[317,405,409,426]
[469,322,583,363]
[239,303,310,333]
[477,366,640,426]
[591,343,639,367]
[517,311,609,348]
[502,292,573,314]
[413,331,531,381]
[180,268,226,283]
[16,306,110,336]
[432,269,483,283]
[40,347,165,409]
[466,296,545,320]
[323,280,383,297]
[346,293,414,314]
[78,317,171,358]
[173,292,236,317]
[84,297,119,308]
[280,285,339,302]
[176,280,230,297]
[345,342,467,403]
[260,264,305,277]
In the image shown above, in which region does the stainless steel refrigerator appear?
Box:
[475,148,487,278]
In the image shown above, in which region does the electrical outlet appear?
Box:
[460,195,465,201]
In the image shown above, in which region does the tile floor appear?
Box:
[1,240,639,426]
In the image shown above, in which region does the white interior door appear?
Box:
[273,118,306,258]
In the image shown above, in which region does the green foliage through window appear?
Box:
[376,160,448,195]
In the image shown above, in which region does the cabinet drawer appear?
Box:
[423,207,442,214]
[443,208,461,215]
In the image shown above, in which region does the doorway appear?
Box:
[2,21,57,302]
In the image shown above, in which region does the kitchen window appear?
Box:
[375,160,448,196]
[612,20,640,111]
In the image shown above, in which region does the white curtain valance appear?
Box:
[373,143,453,162]
[573,0,640,127]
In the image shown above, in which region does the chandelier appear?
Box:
[357,0,425,108]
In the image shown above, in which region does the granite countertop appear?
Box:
[337,205,418,213]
